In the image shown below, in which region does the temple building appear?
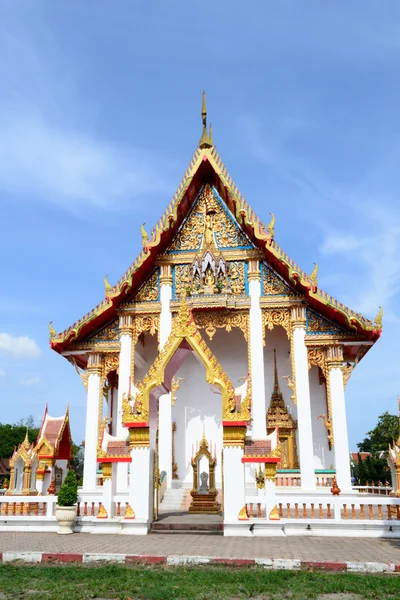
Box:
[7,406,72,496]
[49,94,382,535]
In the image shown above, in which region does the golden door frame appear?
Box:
[122,297,251,425]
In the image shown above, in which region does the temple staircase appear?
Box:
[150,487,223,534]
[159,488,191,513]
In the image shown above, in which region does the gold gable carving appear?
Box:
[123,296,251,424]
[169,184,251,253]
[262,263,297,297]
[134,269,159,302]
[36,436,54,458]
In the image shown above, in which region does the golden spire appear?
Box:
[374,306,383,330]
[104,274,112,295]
[22,428,30,448]
[310,262,318,286]
[267,213,275,238]
[199,91,213,149]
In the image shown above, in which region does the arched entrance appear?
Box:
[122,297,251,526]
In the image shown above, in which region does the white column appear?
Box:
[111,382,118,436]
[223,446,246,520]
[36,478,44,495]
[101,463,117,518]
[328,346,352,493]
[248,261,267,439]
[291,308,315,491]
[82,354,102,492]
[158,266,173,488]
[116,315,133,492]
[129,446,152,525]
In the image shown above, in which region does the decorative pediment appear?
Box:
[133,269,159,302]
[168,185,253,254]
[306,309,353,337]
[173,259,246,299]
[261,263,298,297]
[36,436,54,458]
[87,320,120,344]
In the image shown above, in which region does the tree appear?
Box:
[0,417,40,458]
[357,412,399,453]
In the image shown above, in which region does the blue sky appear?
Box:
[0,1,399,449]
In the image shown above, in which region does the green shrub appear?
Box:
[57,470,78,507]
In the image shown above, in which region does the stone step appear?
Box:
[150,521,223,533]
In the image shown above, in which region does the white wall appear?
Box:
[134,332,159,383]
[172,352,223,486]
[309,366,333,470]
[171,328,248,488]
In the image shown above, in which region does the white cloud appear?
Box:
[0,13,170,214]
[320,234,364,255]
[0,368,6,377]
[0,114,169,213]
[19,376,40,386]
[0,333,42,359]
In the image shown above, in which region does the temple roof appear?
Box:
[36,405,72,459]
[50,94,382,356]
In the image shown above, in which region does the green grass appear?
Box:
[0,564,399,600]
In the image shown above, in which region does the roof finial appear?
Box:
[199,91,213,149]
[202,90,207,126]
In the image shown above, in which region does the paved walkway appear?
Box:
[1,532,400,564]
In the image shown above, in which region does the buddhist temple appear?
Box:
[45,93,384,535]
[7,406,72,496]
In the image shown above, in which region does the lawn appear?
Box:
[0,564,399,600]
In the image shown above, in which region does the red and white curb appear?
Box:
[0,552,399,573]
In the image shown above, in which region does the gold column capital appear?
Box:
[87,352,103,375]
[160,264,173,286]
[326,344,344,369]
[119,314,134,336]
[248,260,260,282]
[291,306,306,328]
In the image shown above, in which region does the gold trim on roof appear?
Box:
[51,107,380,348]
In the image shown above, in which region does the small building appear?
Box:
[7,406,73,496]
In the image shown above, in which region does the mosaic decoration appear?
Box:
[88,320,120,344]
[168,185,253,253]
[261,262,297,297]
[306,309,350,336]
[173,260,246,299]
[133,269,159,302]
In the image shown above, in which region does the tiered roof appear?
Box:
[50,94,382,357]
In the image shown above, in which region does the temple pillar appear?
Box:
[223,427,246,521]
[129,444,153,533]
[223,446,246,520]
[327,345,352,493]
[116,315,133,492]
[291,307,315,491]
[82,353,102,492]
[248,261,267,439]
[110,378,118,436]
[158,265,173,488]
[101,463,117,518]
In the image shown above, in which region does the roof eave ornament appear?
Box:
[374,306,383,331]
[199,91,213,149]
